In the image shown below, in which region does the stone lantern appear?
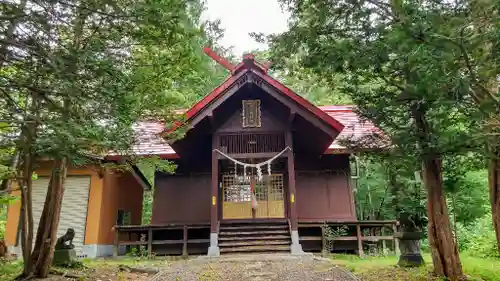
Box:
[394,213,425,267]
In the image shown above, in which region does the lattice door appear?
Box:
[222,174,285,219]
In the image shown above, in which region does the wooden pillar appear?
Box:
[321,225,326,257]
[392,223,400,255]
[285,130,298,231]
[211,150,218,233]
[250,176,256,219]
[356,224,364,257]
[113,228,119,257]
[148,228,153,258]
[381,227,387,256]
[182,225,188,257]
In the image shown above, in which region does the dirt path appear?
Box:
[151,254,358,281]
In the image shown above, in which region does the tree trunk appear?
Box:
[18,124,36,277]
[452,194,459,248]
[388,169,403,216]
[412,102,464,280]
[19,153,34,277]
[423,156,464,279]
[488,145,500,254]
[30,4,86,277]
[31,158,68,278]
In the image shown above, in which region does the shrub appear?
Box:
[456,213,499,258]
[0,205,7,241]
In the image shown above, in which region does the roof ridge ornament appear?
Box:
[202,47,270,74]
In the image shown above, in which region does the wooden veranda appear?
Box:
[114,220,400,257]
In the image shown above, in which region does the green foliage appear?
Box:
[246,49,351,106]
[136,156,178,224]
[354,153,425,221]
[0,195,16,240]
[266,1,497,274]
[268,0,483,156]
[277,66,351,106]
[0,207,5,240]
[457,214,499,259]
[330,253,500,281]
[0,0,228,275]
[128,246,150,259]
[0,0,228,167]
[322,224,349,255]
[141,191,153,225]
[325,225,348,239]
[0,261,23,281]
[55,260,85,269]
[448,170,490,226]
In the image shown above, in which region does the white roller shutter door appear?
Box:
[29,176,91,257]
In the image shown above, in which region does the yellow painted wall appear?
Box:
[83,174,104,245]
[4,162,144,247]
[97,171,143,245]
[4,163,103,246]
[4,190,21,246]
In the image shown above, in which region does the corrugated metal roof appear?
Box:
[320,105,382,151]
[128,121,177,157]
[114,105,381,159]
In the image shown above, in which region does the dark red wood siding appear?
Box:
[295,171,356,221]
[152,175,211,224]
[294,154,356,221]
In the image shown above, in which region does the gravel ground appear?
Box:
[150,255,358,281]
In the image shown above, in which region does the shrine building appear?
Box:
[4,49,396,258]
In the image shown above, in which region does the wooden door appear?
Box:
[222,174,285,219]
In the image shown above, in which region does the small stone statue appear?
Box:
[55,228,75,250]
[53,228,77,267]
[395,212,425,267]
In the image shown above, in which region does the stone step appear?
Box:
[219,240,290,247]
[219,235,290,241]
[219,244,290,253]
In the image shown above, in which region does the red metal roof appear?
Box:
[320,106,383,152]
[162,55,345,136]
[116,105,381,159]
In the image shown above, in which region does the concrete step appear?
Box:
[219,244,290,253]
[219,240,290,247]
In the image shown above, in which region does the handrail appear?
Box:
[115,222,210,230]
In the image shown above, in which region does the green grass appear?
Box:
[0,256,172,280]
[1,253,498,280]
[0,261,23,281]
[461,253,500,281]
[81,256,174,268]
[330,253,500,281]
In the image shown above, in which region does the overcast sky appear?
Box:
[203,0,290,57]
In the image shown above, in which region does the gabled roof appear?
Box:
[105,50,384,160]
[120,106,381,159]
[162,51,345,136]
